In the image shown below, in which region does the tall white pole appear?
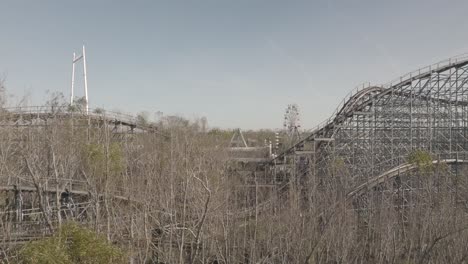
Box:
[82,45,89,114]
[71,52,76,105]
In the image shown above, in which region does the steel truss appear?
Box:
[268,54,468,212]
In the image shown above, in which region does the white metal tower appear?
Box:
[70,45,89,114]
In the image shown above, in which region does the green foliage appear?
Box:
[331,157,346,175]
[17,222,126,264]
[109,142,125,174]
[18,236,71,264]
[68,97,87,113]
[332,158,345,168]
[85,143,105,173]
[408,149,433,172]
[84,142,125,175]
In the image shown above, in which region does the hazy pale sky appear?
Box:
[2,0,468,129]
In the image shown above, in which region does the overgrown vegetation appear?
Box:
[17,222,126,264]
[84,142,125,176]
[408,149,434,172]
[0,89,468,263]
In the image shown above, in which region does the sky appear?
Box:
[2,0,468,129]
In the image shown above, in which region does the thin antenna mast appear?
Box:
[70,52,76,105]
[82,45,88,114]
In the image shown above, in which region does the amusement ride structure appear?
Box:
[2,52,468,251]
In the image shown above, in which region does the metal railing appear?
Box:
[299,82,374,142]
[1,106,143,127]
[307,54,468,139]
[383,53,468,89]
[275,54,468,162]
[0,175,132,200]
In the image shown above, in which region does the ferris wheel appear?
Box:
[283,104,301,137]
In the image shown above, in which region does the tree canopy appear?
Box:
[17,222,126,264]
